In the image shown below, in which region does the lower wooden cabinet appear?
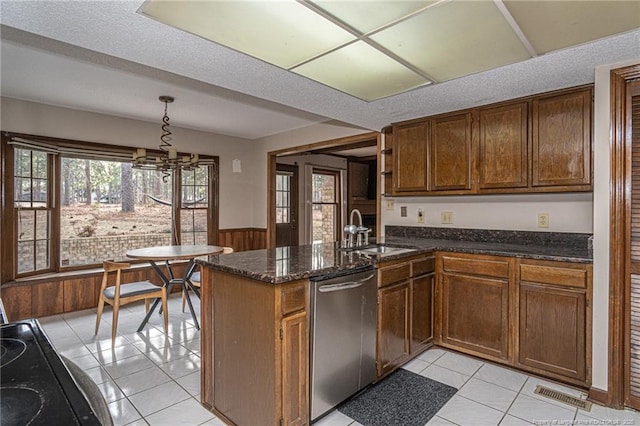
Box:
[435,253,592,387]
[438,253,511,362]
[377,254,435,378]
[377,281,410,377]
[517,259,591,385]
[440,273,509,361]
[410,273,434,353]
[202,270,309,426]
[281,311,309,426]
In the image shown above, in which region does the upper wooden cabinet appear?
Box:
[478,102,528,189]
[393,121,429,193]
[532,88,592,188]
[387,85,593,196]
[431,113,473,191]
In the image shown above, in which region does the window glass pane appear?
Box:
[35,210,49,240]
[181,166,209,208]
[282,207,289,223]
[180,208,208,245]
[32,151,48,178]
[312,204,336,244]
[276,175,283,191]
[182,184,195,205]
[33,179,48,206]
[60,158,172,267]
[312,173,336,203]
[17,241,34,274]
[15,149,31,177]
[18,210,34,241]
[35,240,49,270]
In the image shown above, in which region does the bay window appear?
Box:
[1,133,219,280]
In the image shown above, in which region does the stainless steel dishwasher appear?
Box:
[309,267,377,422]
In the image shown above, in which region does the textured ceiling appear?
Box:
[0,1,639,141]
[141,0,640,101]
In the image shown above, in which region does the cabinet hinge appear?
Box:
[279,327,283,340]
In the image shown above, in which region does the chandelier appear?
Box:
[132,96,203,181]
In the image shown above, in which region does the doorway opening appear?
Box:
[268,132,380,248]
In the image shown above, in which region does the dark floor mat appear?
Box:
[337,369,457,426]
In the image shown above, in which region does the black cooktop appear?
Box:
[1,320,103,426]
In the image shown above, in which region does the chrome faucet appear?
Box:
[343,209,370,248]
[350,208,363,230]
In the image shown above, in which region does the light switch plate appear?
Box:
[417,208,424,223]
[441,211,453,224]
[400,206,407,217]
[386,200,395,211]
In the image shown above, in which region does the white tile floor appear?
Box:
[37,294,640,426]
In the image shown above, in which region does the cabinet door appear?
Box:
[410,273,434,354]
[431,113,472,191]
[532,88,592,187]
[393,121,429,192]
[377,281,410,377]
[479,102,528,189]
[281,311,309,426]
[441,273,509,360]
[518,283,586,381]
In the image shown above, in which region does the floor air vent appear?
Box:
[534,385,592,411]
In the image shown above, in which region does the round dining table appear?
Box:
[126,245,224,331]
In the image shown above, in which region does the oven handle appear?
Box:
[317,273,376,293]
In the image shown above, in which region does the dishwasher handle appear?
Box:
[317,273,376,293]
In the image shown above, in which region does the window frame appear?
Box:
[1,132,219,280]
[310,168,341,244]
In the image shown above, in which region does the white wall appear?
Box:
[380,193,593,233]
[0,97,259,229]
[252,120,372,228]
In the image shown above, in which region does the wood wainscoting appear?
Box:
[1,264,184,322]
[218,228,267,252]
[1,228,266,321]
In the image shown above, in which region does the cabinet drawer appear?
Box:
[412,257,435,276]
[442,255,509,279]
[379,263,411,287]
[281,282,306,316]
[519,264,587,289]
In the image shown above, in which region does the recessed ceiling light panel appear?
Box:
[141,0,355,69]
[292,40,429,101]
[504,0,640,55]
[371,0,531,82]
[310,0,436,34]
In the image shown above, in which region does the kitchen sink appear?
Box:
[354,245,417,256]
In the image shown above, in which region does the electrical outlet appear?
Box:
[417,208,424,224]
[400,206,407,217]
[537,213,550,228]
[385,200,395,211]
[441,211,453,224]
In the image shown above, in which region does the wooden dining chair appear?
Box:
[95,261,168,341]
[182,247,234,312]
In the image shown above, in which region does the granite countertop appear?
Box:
[197,227,592,284]
[196,242,401,284]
